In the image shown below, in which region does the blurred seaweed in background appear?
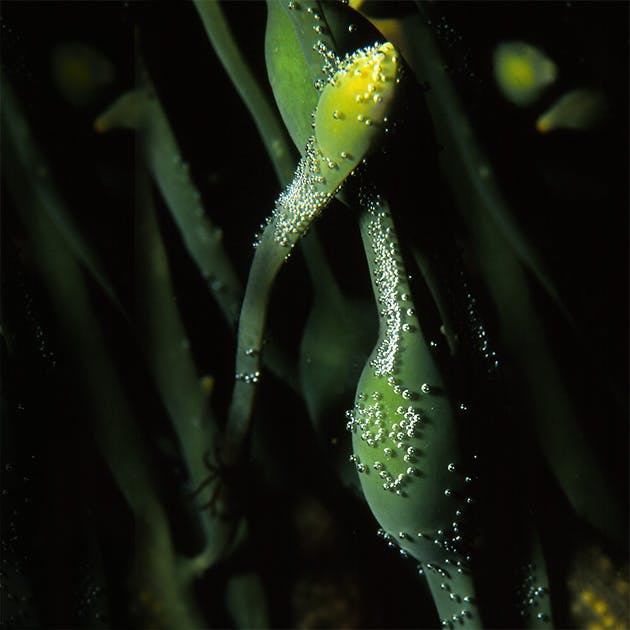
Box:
[1,1,628,628]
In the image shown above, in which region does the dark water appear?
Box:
[1,2,628,628]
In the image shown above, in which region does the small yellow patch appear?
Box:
[493,41,556,106]
[502,56,535,88]
[315,42,399,163]
[536,115,552,134]
[200,375,215,395]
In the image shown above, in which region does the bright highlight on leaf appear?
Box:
[493,41,556,106]
[536,88,607,133]
[315,42,400,164]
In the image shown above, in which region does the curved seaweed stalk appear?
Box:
[0,72,123,316]
[95,81,242,328]
[95,71,298,392]
[349,182,482,628]
[255,2,376,486]
[193,0,379,426]
[2,79,205,628]
[193,0,296,185]
[134,160,236,571]
[225,35,401,461]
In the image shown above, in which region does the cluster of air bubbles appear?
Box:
[262,137,331,248]
[347,393,426,494]
[403,460,481,561]
[19,283,58,371]
[426,14,477,83]
[312,39,338,82]
[361,191,404,377]
[76,569,106,622]
[348,454,367,474]
[348,186,455,499]
[1,457,39,628]
[235,370,260,384]
[33,324,57,369]
[313,39,399,162]
[440,610,474,629]
[376,528,408,556]
[372,475,478,564]
[461,278,500,375]
[516,562,550,622]
[427,14,464,47]
[424,561,453,579]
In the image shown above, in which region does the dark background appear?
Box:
[1,1,627,628]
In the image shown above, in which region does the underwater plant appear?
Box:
[1,1,628,628]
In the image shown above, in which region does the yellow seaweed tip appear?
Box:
[200,375,215,395]
[493,41,557,106]
[536,89,608,133]
[314,42,400,163]
[536,115,552,134]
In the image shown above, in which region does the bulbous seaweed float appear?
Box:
[350,188,482,628]
[227,41,401,457]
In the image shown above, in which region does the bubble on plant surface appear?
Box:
[235,370,260,384]
[315,42,400,167]
[267,137,331,247]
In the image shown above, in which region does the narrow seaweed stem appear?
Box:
[193,0,296,183]
[224,224,297,461]
[2,79,205,628]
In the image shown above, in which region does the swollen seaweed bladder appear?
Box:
[1,1,628,628]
